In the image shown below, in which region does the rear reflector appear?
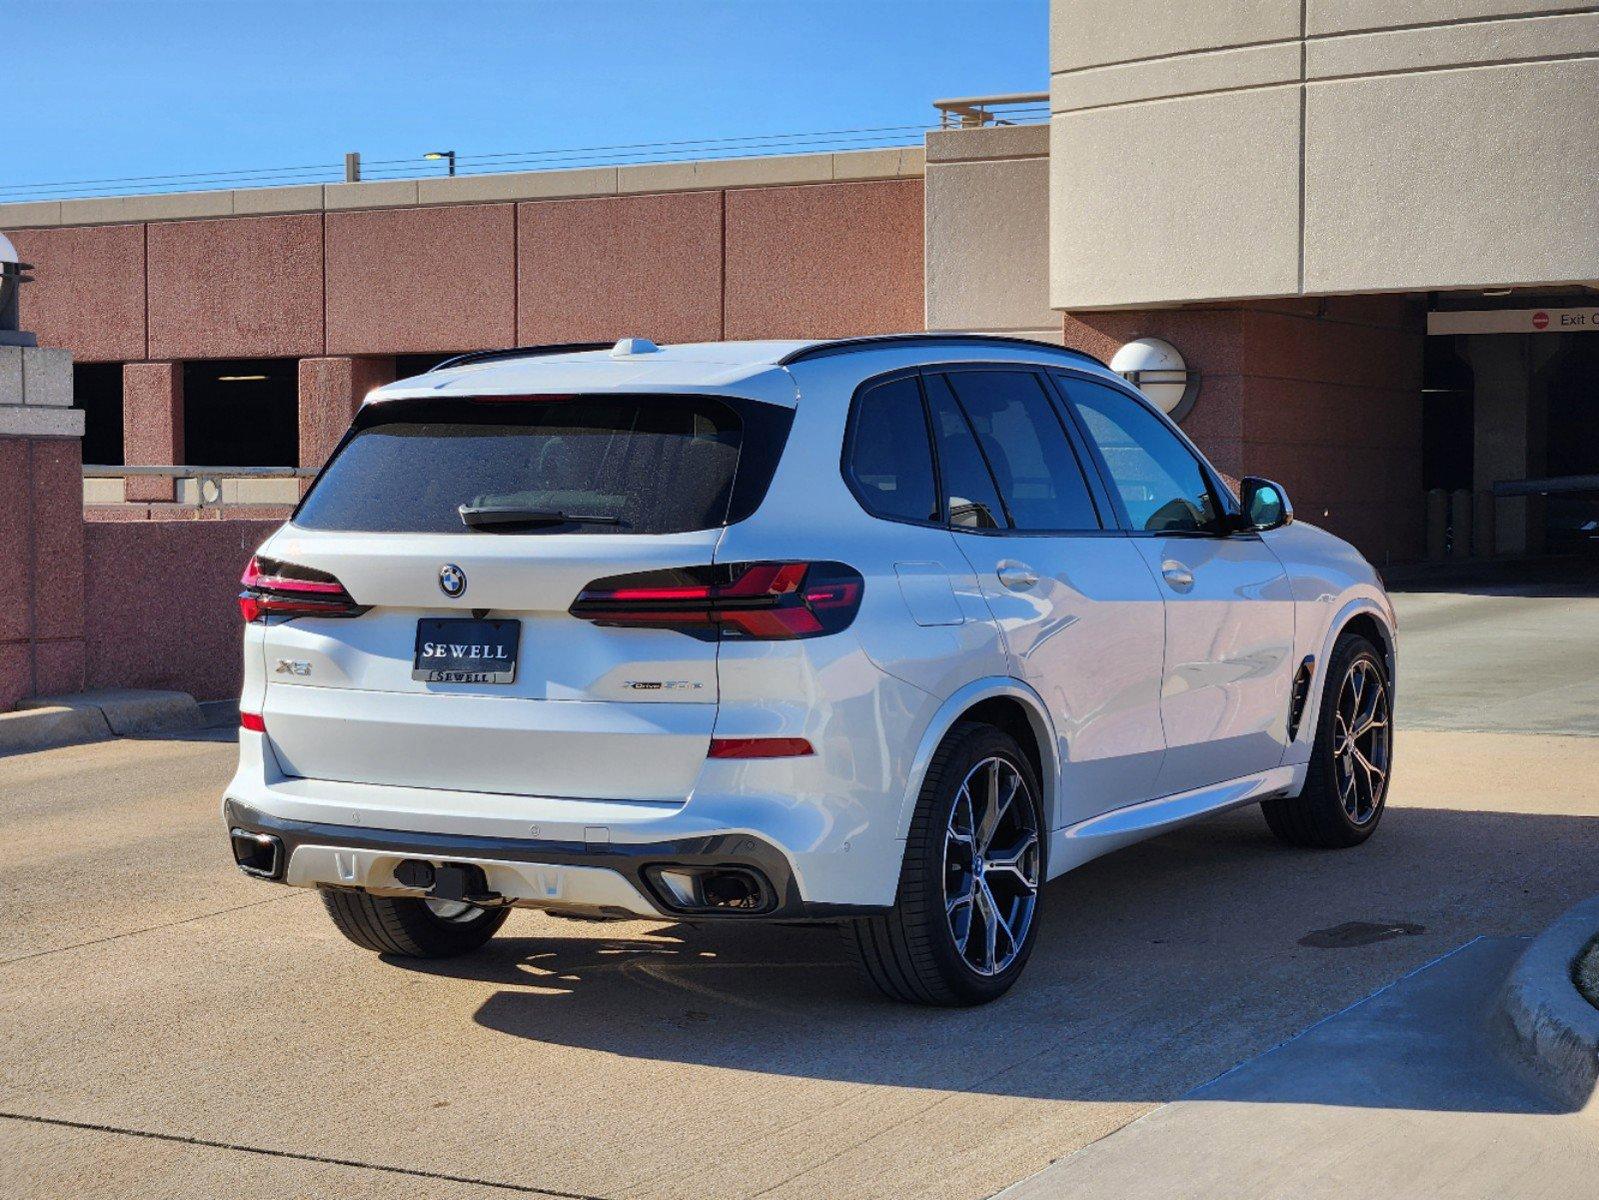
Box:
[239,555,365,622]
[240,711,266,733]
[570,561,863,640]
[708,737,815,759]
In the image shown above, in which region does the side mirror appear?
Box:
[1238,476,1293,532]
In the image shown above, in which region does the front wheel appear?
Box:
[320,888,510,957]
[844,722,1044,1005]
[1262,633,1392,848]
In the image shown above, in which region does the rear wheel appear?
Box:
[320,888,510,957]
[1262,633,1392,848]
[845,722,1043,1005]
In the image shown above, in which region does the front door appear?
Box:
[923,369,1167,822]
[1058,373,1296,794]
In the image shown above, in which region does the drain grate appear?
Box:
[1298,920,1426,948]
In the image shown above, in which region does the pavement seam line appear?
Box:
[0,892,310,967]
[0,1111,607,1200]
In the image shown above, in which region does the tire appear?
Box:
[1262,632,1392,849]
[319,887,511,958]
[844,721,1044,1006]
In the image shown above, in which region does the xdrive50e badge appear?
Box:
[438,563,466,598]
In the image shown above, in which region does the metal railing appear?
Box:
[932,92,1050,129]
[83,464,315,508]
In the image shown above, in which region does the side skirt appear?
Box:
[1047,766,1299,880]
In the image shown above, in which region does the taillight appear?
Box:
[239,555,365,622]
[570,561,863,640]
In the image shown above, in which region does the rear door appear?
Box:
[923,368,1168,822]
[1057,374,1296,794]
[254,392,789,801]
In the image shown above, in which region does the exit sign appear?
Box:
[1427,307,1599,335]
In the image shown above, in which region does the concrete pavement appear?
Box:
[3,724,1597,1199]
[3,561,1598,1198]
[999,936,1599,1200]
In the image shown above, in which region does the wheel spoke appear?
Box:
[978,886,1000,973]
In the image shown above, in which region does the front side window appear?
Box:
[296,395,766,535]
[1062,378,1221,534]
[845,376,938,524]
[941,370,1102,532]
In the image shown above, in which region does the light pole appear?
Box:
[424,150,457,177]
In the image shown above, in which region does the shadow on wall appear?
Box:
[84,518,274,700]
[391,803,1597,1116]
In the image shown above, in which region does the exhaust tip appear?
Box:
[644,865,775,915]
[230,829,284,880]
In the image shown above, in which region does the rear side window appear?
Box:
[923,375,1008,530]
[941,370,1102,532]
[296,395,788,535]
[845,376,938,524]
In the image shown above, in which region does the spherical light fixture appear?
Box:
[1109,337,1199,422]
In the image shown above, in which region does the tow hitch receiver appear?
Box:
[393,859,505,906]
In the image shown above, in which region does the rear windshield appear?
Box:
[295,395,790,535]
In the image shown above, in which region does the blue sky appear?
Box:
[10,0,1047,199]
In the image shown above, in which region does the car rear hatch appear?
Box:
[249,390,792,802]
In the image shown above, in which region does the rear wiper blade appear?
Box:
[458,503,621,529]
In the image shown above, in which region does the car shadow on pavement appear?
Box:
[388,803,1599,1114]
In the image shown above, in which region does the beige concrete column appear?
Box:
[123,362,183,502]
[298,355,394,472]
[1464,336,1534,556]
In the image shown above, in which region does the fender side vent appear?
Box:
[1287,655,1317,741]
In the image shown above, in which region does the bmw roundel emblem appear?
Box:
[438,563,467,598]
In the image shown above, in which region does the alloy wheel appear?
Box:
[1331,658,1390,825]
[943,756,1041,976]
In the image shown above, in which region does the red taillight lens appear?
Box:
[239,555,365,623]
[708,737,815,759]
[570,562,863,640]
[240,711,266,733]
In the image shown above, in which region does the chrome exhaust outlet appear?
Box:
[230,829,284,880]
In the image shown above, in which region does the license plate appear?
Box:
[413,618,521,684]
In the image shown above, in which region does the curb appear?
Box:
[1,689,204,757]
[1498,892,1599,1111]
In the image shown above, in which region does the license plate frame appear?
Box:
[412,618,521,684]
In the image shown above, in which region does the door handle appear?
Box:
[996,561,1039,591]
[1161,561,1195,591]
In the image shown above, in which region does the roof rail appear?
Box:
[776,333,1107,369]
[429,341,613,373]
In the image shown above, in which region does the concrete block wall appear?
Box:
[3,148,928,366]
[1048,0,1599,308]
[0,348,86,710]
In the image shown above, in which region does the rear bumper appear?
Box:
[224,799,886,921]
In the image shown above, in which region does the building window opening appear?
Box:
[183,358,298,466]
[394,353,457,379]
[74,362,124,466]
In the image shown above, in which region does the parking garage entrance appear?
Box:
[1425,304,1599,559]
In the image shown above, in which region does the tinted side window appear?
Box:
[1064,380,1220,533]
[923,375,1007,530]
[846,376,938,524]
[944,370,1101,532]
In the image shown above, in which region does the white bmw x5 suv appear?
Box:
[224,334,1396,1005]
